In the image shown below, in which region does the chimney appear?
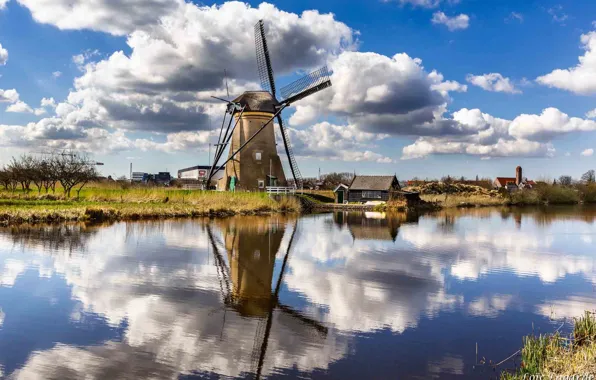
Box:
[516,166,522,186]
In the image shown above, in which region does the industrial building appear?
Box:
[177,165,225,190]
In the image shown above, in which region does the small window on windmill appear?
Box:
[258,180,265,189]
[255,152,262,161]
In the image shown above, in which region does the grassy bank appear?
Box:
[501,311,596,379]
[0,187,300,225]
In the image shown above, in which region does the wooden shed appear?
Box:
[348,175,401,203]
[333,184,349,204]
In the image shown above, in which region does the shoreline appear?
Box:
[1,189,595,227]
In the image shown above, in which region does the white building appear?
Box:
[177,165,224,189]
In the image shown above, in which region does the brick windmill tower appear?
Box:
[208,20,333,191]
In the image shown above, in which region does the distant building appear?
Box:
[154,172,172,186]
[177,165,225,190]
[132,172,148,183]
[494,166,535,191]
[348,175,401,203]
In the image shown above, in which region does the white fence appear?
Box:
[266,186,297,195]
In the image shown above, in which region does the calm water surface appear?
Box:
[0,207,595,379]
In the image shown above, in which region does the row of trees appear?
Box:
[301,172,355,190]
[0,153,98,197]
[557,170,595,186]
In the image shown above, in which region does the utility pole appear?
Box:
[130,163,132,183]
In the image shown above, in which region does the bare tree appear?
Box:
[558,175,573,186]
[581,170,595,184]
[0,166,18,191]
[53,153,98,198]
[8,155,37,191]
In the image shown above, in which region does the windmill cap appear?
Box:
[232,91,279,113]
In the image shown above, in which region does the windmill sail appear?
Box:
[280,66,332,105]
[254,20,277,96]
[276,117,303,189]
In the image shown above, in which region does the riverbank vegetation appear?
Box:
[405,179,596,208]
[0,186,300,225]
[501,311,596,379]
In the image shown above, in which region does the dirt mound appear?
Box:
[404,182,500,197]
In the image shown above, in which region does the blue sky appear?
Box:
[1,0,596,180]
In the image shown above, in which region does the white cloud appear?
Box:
[586,108,596,119]
[547,5,568,24]
[289,52,463,136]
[0,88,19,103]
[402,136,554,160]
[0,0,7,10]
[135,130,215,153]
[431,11,469,31]
[505,12,523,23]
[52,71,62,78]
[466,73,521,94]
[16,0,182,36]
[401,107,572,159]
[537,31,596,94]
[6,100,33,113]
[287,122,393,163]
[0,42,7,65]
[385,0,460,8]
[41,97,57,108]
[389,0,440,8]
[509,108,596,141]
[581,148,594,157]
[20,0,355,153]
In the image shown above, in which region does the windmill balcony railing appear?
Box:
[266,186,297,195]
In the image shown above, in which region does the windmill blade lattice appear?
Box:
[276,117,303,189]
[280,66,332,105]
[254,20,277,96]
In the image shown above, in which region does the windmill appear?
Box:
[208,20,333,191]
[206,220,328,379]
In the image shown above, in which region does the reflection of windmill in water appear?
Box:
[206,218,327,379]
[208,20,333,191]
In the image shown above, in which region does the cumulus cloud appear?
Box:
[0,122,133,153]
[0,42,7,65]
[52,71,62,78]
[537,31,596,94]
[509,108,596,141]
[466,73,521,94]
[6,101,34,113]
[135,130,216,153]
[402,136,554,159]
[431,12,469,31]
[581,148,594,157]
[289,52,466,136]
[14,1,356,155]
[287,122,393,163]
[401,107,566,159]
[0,88,19,103]
[41,97,57,108]
[16,0,183,36]
[0,0,7,10]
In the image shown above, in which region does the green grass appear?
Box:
[0,186,301,225]
[501,311,596,379]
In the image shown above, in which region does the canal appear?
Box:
[0,206,595,378]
